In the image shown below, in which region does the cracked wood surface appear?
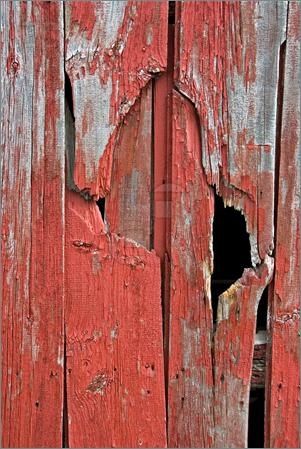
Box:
[175,0,287,264]
[168,90,215,448]
[65,0,168,198]
[105,82,153,249]
[168,1,298,447]
[1,2,65,446]
[265,3,300,448]
[2,1,300,447]
[168,91,275,448]
[65,190,166,448]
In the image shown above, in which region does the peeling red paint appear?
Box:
[2,2,65,447]
[2,1,300,447]
[265,3,300,448]
[65,190,166,448]
[65,1,168,198]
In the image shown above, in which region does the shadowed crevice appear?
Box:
[211,193,252,323]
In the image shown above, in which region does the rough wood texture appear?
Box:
[65,190,166,448]
[168,2,292,447]
[65,1,168,198]
[105,82,152,249]
[168,90,215,448]
[265,3,300,448]
[175,0,287,263]
[2,1,300,447]
[168,91,274,448]
[1,2,65,446]
[213,256,273,448]
[251,332,267,389]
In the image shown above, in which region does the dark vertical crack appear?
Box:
[168,1,175,25]
[62,329,69,448]
[150,78,155,250]
[248,389,265,448]
[273,39,286,256]
[65,70,74,121]
[256,285,268,332]
[65,70,76,194]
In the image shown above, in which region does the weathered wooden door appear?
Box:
[1,1,300,448]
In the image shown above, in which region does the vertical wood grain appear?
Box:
[265,3,300,447]
[168,90,215,448]
[1,1,65,446]
[65,0,168,198]
[168,1,291,446]
[105,82,152,249]
[65,190,166,448]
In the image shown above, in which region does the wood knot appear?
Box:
[87,371,112,395]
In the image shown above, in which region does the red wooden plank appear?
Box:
[1,1,65,446]
[167,90,275,448]
[168,2,290,446]
[105,82,152,248]
[65,0,168,198]
[168,90,215,448]
[65,190,166,447]
[175,0,287,263]
[153,25,174,373]
[265,3,300,447]
[213,256,273,448]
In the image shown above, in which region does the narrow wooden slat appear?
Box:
[1,2,65,446]
[105,82,152,249]
[213,257,273,448]
[169,2,289,446]
[64,3,168,444]
[265,3,300,447]
[65,0,168,198]
[65,191,166,447]
[153,25,174,375]
[168,90,215,448]
[153,26,174,261]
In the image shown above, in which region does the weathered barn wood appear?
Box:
[65,0,168,198]
[168,90,215,448]
[1,1,65,446]
[168,1,296,447]
[175,0,287,261]
[265,3,300,448]
[65,190,166,448]
[1,1,300,448]
[105,83,153,249]
[64,3,168,446]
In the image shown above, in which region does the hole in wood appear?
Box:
[248,388,265,448]
[65,71,74,121]
[96,197,106,221]
[211,193,252,322]
[256,285,268,332]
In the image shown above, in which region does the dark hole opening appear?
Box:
[168,1,176,24]
[96,197,106,221]
[211,193,252,322]
[65,71,74,122]
[248,389,265,448]
[256,285,268,332]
